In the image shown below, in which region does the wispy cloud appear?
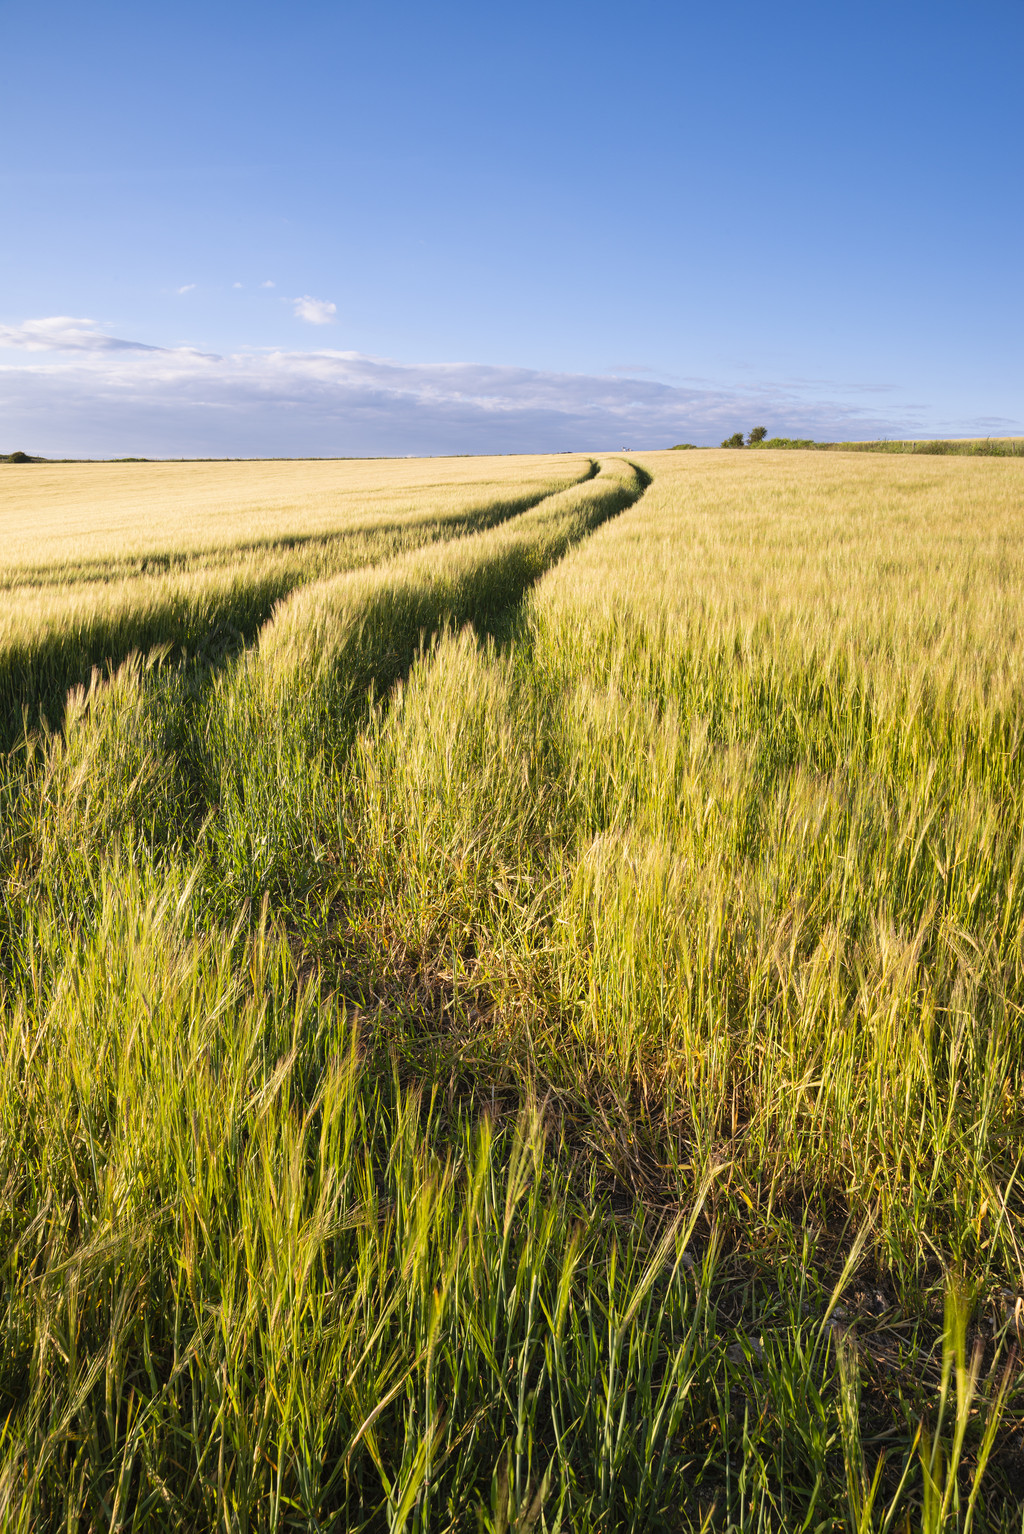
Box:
[958,414,1020,431]
[293,295,336,325]
[261,280,275,289]
[0,317,161,354]
[609,363,666,377]
[0,315,999,459]
[176,284,196,295]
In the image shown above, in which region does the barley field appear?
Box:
[1,447,1023,1530]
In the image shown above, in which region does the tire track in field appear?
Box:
[254,456,649,736]
[207,457,651,895]
[2,461,603,591]
[0,462,599,752]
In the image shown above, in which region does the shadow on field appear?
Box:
[472,461,653,653]
[199,458,652,901]
[0,580,285,754]
[0,473,599,753]
[253,458,652,755]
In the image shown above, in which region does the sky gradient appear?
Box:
[2,0,1021,457]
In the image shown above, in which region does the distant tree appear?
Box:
[747,426,768,445]
[721,432,745,448]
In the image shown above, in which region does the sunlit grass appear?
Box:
[2,448,1023,1527]
[0,454,592,747]
[0,454,592,581]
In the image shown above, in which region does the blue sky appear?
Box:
[2,0,1021,456]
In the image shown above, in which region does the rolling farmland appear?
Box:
[2,447,1024,1529]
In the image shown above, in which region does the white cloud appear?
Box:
[176,284,196,295]
[293,295,337,325]
[233,281,243,289]
[0,316,160,353]
[0,315,986,460]
[261,280,275,289]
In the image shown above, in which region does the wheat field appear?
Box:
[1,447,1023,1530]
[0,454,591,750]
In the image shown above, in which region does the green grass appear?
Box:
[747,438,1024,457]
[2,448,1024,1529]
[831,439,1024,457]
